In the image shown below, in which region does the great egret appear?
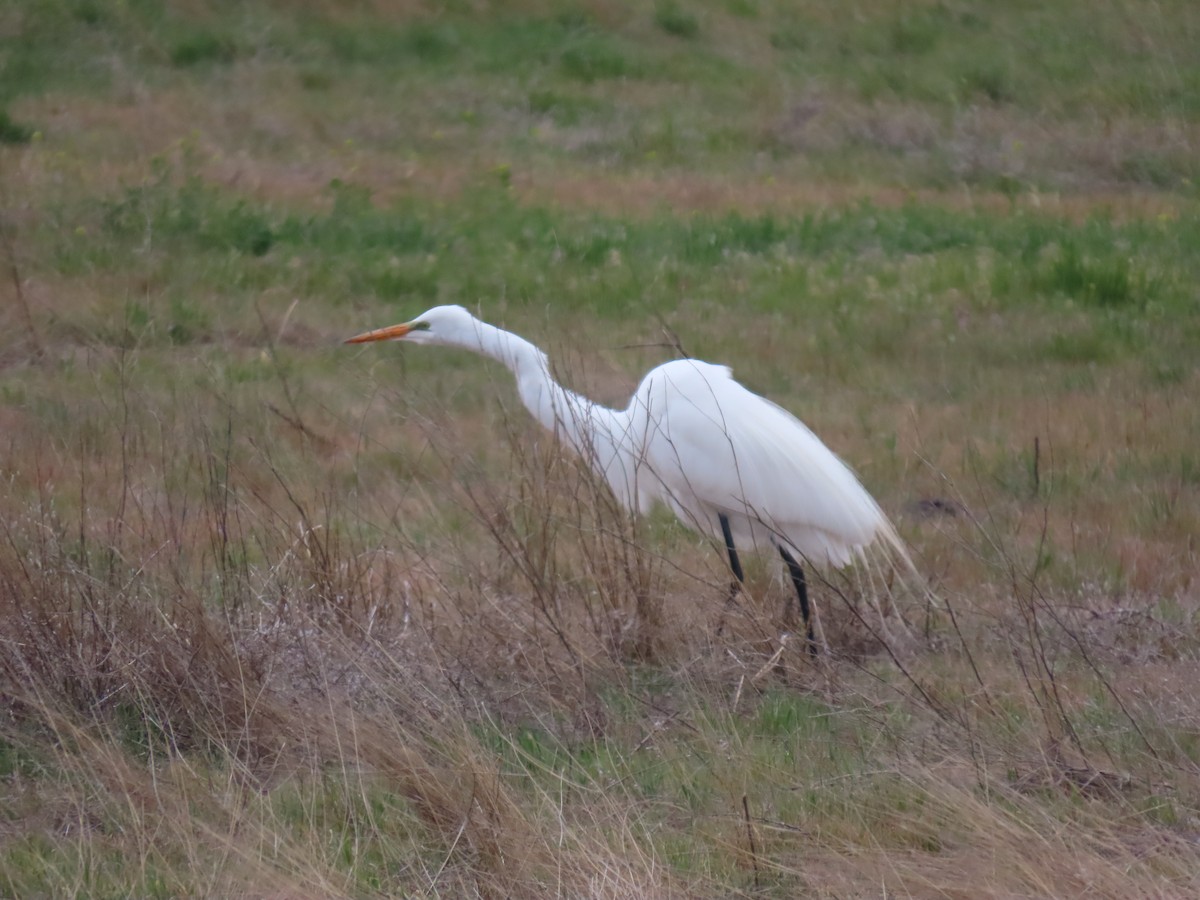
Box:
[347,305,910,650]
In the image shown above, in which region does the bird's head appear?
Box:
[344,304,477,348]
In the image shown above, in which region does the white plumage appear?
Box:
[347,305,910,647]
[624,358,899,566]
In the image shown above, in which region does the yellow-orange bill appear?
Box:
[344,322,413,344]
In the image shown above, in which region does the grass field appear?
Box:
[2,1,1199,896]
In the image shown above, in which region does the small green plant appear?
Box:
[1042,244,1142,308]
[961,62,1014,104]
[527,88,604,126]
[71,0,104,24]
[298,69,333,91]
[167,295,212,345]
[169,31,236,67]
[405,22,460,60]
[889,11,942,55]
[654,2,700,39]
[219,204,275,257]
[769,28,806,51]
[1119,153,1185,189]
[0,109,34,144]
[560,37,631,82]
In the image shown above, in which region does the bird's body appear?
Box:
[347,305,909,647]
[613,358,897,566]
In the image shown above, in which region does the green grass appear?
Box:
[5,1,1198,187]
[2,0,1200,896]
[29,168,1196,390]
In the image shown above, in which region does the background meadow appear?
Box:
[1,1,1198,896]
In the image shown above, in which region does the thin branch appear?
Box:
[0,196,44,358]
[254,299,312,442]
[652,310,690,359]
[742,794,761,890]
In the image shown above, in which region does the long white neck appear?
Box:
[465,319,616,457]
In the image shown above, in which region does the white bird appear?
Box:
[346,305,910,650]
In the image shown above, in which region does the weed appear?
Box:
[169,31,236,67]
[655,2,700,40]
[527,88,606,126]
[1040,244,1143,308]
[560,35,634,82]
[0,109,34,144]
[962,62,1015,104]
[889,10,945,55]
[769,27,806,51]
[405,22,462,61]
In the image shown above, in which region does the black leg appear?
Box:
[778,545,816,654]
[715,514,744,636]
[719,513,744,584]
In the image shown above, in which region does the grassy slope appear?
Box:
[2,1,1199,896]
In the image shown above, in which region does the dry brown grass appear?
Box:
[2,323,1197,893]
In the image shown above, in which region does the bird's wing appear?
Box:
[631,360,896,565]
